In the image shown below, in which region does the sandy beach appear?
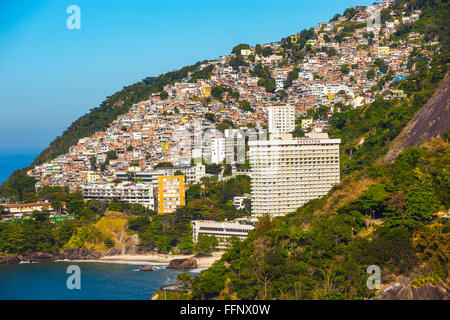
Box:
[98,251,224,268]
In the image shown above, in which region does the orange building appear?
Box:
[157,175,185,214]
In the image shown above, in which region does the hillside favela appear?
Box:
[0,0,449,304]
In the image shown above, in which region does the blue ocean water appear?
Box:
[0,261,201,300]
[0,149,40,184]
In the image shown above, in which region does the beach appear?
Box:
[98,251,224,268]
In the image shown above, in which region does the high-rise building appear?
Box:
[249,104,341,218]
[268,103,295,138]
[157,175,185,214]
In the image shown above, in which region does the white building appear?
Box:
[249,104,341,218]
[268,104,295,138]
[115,164,205,185]
[211,137,226,164]
[82,182,155,209]
[191,220,255,249]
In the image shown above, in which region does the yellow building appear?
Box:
[290,35,298,42]
[203,85,211,97]
[157,175,185,214]
[377,46,390,55]
[327,93,334,102]
[240,49,253,56]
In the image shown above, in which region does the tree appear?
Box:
[2,170,37,202]
[231,43,250,55]
[67,192,85,217]
[153,162,174,169]
[194,234,219,256]
[160,90,169,100]
[341,64,350,75]
[32,210,50,222]
[174,170,184,176]
[367,69,375,80]
[176,272,193,288]
[406,184,441,221]
[262,46,273,57]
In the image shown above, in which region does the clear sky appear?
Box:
[0,0,375,151]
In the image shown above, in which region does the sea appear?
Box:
[0,148,41,184]
[0,261,202,300]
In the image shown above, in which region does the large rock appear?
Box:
[167,258,197,270]
[21,252,57,263]
[379,284,449,300]
[0,255,20,264]
[384,70,450,163]
[139,266,153,271]
[62,248,102,260]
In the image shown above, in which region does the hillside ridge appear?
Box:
[384,70,450,163]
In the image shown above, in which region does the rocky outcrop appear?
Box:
[139,266,153,271]
[384,71,450,163]
[20,252,58,263]
[60,248,102,260]
[0,249,104,263]
[0,255,20,264]
[379,283,449,300]
[167,258,197,269]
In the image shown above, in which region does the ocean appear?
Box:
[0,149,40,184]
[0,261,201,300]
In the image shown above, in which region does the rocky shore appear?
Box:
[0,250,224,269]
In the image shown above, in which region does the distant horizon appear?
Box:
[0,0,375,152]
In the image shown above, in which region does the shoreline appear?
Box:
[97,251,224,268]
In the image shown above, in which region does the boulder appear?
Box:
[167,258,197,270]
[139,266,153,271]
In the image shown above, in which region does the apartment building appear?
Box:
[82,182,155,209]
[115,164,205,185]
[191,220,255,249]
[157,175,185,214]
[268,104,295,137]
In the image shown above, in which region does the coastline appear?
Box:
[97,251,224,269]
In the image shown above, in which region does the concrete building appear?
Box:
[268,103,295,138]
[249,104,341,218]
[191,220,255,249]
[82,182,155,209]
[115,164,205,185]
[157,175,185,214]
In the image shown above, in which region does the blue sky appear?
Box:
[0,0,375,151]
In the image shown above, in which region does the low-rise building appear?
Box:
[191,220,255,249]
[82,182,155,209]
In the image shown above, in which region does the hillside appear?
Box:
[190,138,449,300]
[384,70,450,163]
[30,61,208,167]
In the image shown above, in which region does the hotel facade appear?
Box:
[249,104,341,218]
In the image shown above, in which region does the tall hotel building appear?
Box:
[249,104,341,218]
[157,175,185,214]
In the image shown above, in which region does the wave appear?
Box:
[54,259,169,266]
